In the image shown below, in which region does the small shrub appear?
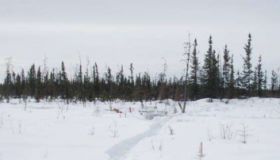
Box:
[238,123,252,144]
[168,125,174,135]
[219,123,236,140]
[207,127,215,141]
[109,121,118,138]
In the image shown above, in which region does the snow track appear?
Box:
[106,117,171,160]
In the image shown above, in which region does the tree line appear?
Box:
[0,34,279,103]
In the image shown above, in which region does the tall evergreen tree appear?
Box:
[242,34,253,96]
[105,67,113,101]
[4,58,12,101]
[28,64,36,97]
[83,61,90,101]
[236,70,242,95]
[271,70,278,96]
[256,56,264,97]
[211,50,220,98]
[202,36,214,98]
[129,63,134,85]
[189,39,199,100]
[49,69,56,100]
[116,65,125,99]
[15,74,21,98]
[263,70,268,97]
[42,57,48,100]
[159,59,168,100]
[133,74,143,102]
[252,68,258,95]
[201,36,220,99]
[223,45,230,90]
[60,61,69,101]
[43,71,49,100]
[128,63,134,101]
[142,72,151,101]
[75,61,83,101]
[228,55,235,98]
[21,69,26,98]
[35,67,42,102]
[217,53,223,98]
[93,63,100,98]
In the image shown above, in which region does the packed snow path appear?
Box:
[107,116,171,160]
[1,98,280,160]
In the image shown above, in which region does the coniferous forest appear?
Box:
[1,34,279,103]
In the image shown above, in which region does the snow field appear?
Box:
[125,98,280,160]
[0,98,280,160]
[0,100,152,160]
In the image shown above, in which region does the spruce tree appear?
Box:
[4,58,12,101]
[242,34,253,96]
[263,70,268,97]
[43,71,49,100]
[129,63,134,85]
[223,45,230,92]
[83,60,91,101]
[21,69,26,98]
[15,74,21,98]
[217,53,224,98]
[128,63,134,101]
[256,56,264,97]
[159,59,168,100]
[35,67,42,102]
[116,65,125,99]
[189,39,199,100]
[211,50,220,98]
[105,67,113,101]
[142,72,151,101]
[133,74,142,101]
[42,57,48,100]
[271,70,278,96]
[252,68,258,95]
[60,61,69,101]
[202,36,214,98]
[28,64,36,97]
[93,63,100,98]
[49,69,56,100]
[236,70,243,96]
[228,55,235,98]
[78,62,83,101]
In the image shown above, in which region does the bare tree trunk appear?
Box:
[179,33,191,113]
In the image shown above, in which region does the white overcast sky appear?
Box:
[0,0,279,81]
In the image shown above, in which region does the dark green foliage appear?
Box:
[35,67,42,102]
[242,34,253,96]
[28,64,36,97]
[223,45,230,98]
[271,70,278,97]
[189,39,199,100]
[256,56,264,97]
[202,36,220,98]
[1,34,279,102]
[60,61,69,102]
[227,55,235,98]
[93,63,100,99]
[4,59,12,101]
[15,74,21,98]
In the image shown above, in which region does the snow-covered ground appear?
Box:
[0,98,280,160]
